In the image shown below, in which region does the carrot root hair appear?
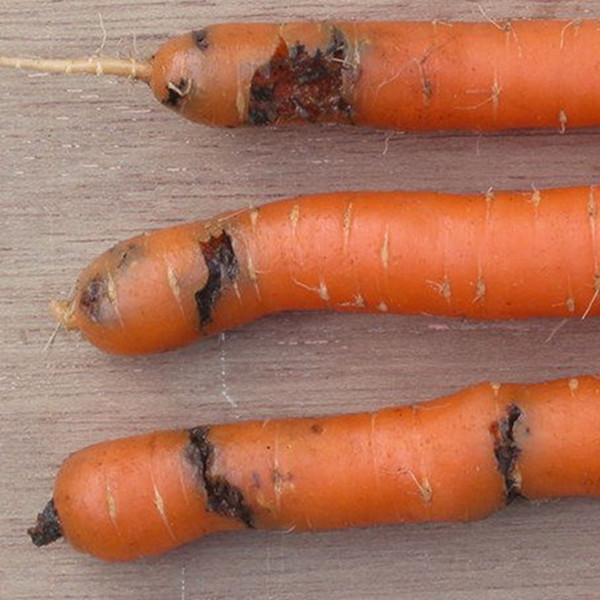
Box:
[0,56,152,82]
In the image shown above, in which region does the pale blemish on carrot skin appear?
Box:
[473,278,486,303]
[289,204,300,235]
[106,486,118,527]
[318,278,330,302]
[380,228,390,272]
[569,378,579,396]
[343,202,353,251]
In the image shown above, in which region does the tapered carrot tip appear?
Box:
[28,499,63,547]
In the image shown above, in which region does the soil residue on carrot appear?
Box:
[28,499,63,547]
[491,404,524,503]
[194,231,239,327]
[187,426,253,528]
[248,27,354,125]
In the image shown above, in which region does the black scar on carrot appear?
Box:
[193,29,210,51]
[491,404,525,503]
[194,231,239,327]
[186,426,254,528]
[28,499,63,547]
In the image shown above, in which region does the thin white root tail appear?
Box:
[0,56,152,82]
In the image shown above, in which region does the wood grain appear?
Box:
[1,1,600,598]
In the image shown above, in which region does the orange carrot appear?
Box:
[54,185,600,355]
[29,375,600,561]
[3,20,600,131]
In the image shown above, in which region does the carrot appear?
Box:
[29,375,600,561]
[53,185,600,355]
[3,20,600,131]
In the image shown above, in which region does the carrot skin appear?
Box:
[148,21,600,131]
[57,185,600,355]
[31,376,600,561]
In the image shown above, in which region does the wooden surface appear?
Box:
[2,1,600,598]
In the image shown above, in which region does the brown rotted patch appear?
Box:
[187,426,254,528]
[194,231,239,327]
[248,27,354,125]
[490,404,525,503]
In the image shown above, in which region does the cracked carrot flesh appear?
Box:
[28,376,600,561]
[55,185,600,355]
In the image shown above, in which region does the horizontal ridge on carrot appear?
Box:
[3,20,600,131]
[29,375,600,561]
[54,185,600,355]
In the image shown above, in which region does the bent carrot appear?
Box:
[3,20,600,131]
[54,185,600,355]
[29,375,600,561]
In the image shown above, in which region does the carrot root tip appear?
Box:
[28,499,63,547]
[50,299,76,330]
